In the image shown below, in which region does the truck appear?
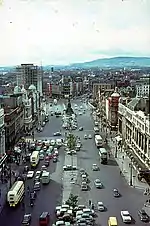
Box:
[95,135,103,148]
[53,99,57,105]
[99,148,108,164]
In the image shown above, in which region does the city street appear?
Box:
[71,100,147,226]
[0,98,148,226]
[0,101,65,226]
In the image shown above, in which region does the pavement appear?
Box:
[62,154,78,204]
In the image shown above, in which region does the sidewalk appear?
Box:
[107,137,149,191]
[62,154,78,204]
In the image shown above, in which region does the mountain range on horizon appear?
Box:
[0,56,150,71]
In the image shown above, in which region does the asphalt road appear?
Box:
[71,99,147,226]
[0,101,65,226]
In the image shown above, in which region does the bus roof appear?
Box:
[95,134,102,139]
[9,181,24,192]
[99,148,107,153]
[31,151,39,157]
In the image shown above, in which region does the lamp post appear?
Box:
[129,161,133,186]
[115,139,118,158]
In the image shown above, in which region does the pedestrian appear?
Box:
[89,200,91,207]
[120,170,122,175]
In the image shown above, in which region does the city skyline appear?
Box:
[0,0,150,66]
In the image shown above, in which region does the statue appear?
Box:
[66,98,74,116]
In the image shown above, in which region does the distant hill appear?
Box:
[0,57,150,71]
[70,57,150,68]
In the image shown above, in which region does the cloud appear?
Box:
[0,0,149,66]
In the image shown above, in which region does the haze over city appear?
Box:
[0,0,150,66]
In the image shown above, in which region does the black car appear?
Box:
[79,127,83,131]
[53,157,57,162]
[22,213,31,225]
[138,209,149,222]
[113,189,120,197]
[30,191,36,200]
[44,161,50,167]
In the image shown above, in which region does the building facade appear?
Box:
[93,83,113,99]
[0,108,6,167]
[16,64,43,96]
[136,84,150,97]
[118,101,150,171]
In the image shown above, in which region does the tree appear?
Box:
[65,193,78,209]
[67,134,76,150]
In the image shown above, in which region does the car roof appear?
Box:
[40,212,49,218]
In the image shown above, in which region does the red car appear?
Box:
[39,212,50,226]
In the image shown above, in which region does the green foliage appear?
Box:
[65,193,78,209]
[67,133,76,150]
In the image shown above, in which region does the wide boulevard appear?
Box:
[72,99,146,226]
[0,100,65,226]
[0,98,147,226]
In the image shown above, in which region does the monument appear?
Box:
[66,98,74,116]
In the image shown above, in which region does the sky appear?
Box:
[0,0,150,66]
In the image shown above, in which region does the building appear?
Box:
[61,76,72,97]
[93,83,113,99]
[16,64,43,96]
[21,86,33,133]
[118,97,150,171]
[0,108,6,168]
[136,84,150,97]
[107,88,120,130]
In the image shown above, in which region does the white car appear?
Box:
[50,139,55,146]
[79,112,82,115]
[84,134,88,139]
[88,134,92,139]
[97,202,105,211]
[121,210,132,223]
[27,171,34,178]
[92,163,99,171]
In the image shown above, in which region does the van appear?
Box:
[41,171,50,184]
[108,217,118,226]
[81,174,87,182]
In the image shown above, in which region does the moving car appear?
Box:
[39,212,50,226]
[41,165,47,171]
[39,154,44,160]
[121,210,132,223]
[53,156,57,162]
[84,134,88,139]
[88,134,92,139]
[138,209,149,222]
[53,132,61,136]
[79,127,83,131]
[92,164,99,171]
[22,213,31,225]
[63,165,77,171]
[97,202,105,211]
[81,182,88,191]
[33,182,41,191]
[27,171,34,179]
[94,179,103,188]
[113,188,120,197]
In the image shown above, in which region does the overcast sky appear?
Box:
[0,0,149,66]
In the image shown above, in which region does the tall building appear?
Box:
[16,64,43,96]
[0,108,6,168]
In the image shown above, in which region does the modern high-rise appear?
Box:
[16,64,43,96]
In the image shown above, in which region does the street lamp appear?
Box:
[115,139,118,158]
[129,161,133,186]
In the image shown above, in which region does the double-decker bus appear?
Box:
[7,181,25,207]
